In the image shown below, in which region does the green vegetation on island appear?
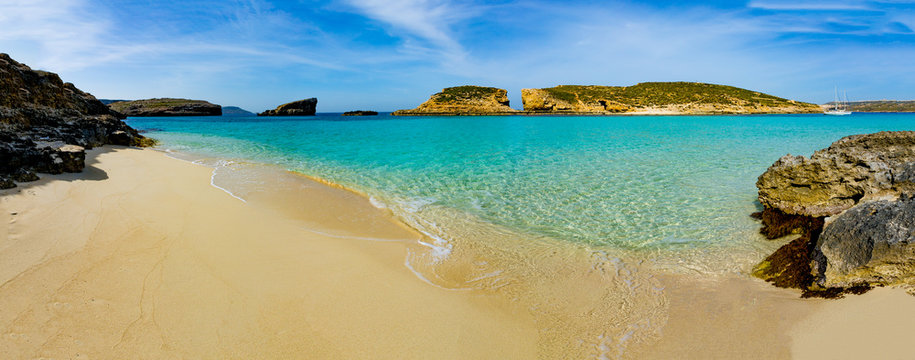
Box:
[825,100,915,113]
[109,98,222,117]
[393,86,519,115]
[523,82,822,114]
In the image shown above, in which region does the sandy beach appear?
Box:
[2,147,914,359]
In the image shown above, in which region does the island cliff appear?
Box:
[392,86,520,116]
[0,53,151,188]
[522,82,821,115]
[259,98,317,116]
[752,131,915,297]
[108,98,221,116]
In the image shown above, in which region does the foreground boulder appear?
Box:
[0,53,152,188]
[108,98,222,116]
[753,131,915,296]
[392,86,519,115]
[258,98,317,116]
[522,83,822,115]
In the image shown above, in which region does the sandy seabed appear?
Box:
[1,147,912,359]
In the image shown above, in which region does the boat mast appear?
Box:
[834,86,840,111]
[843,91,848,111]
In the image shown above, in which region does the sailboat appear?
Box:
[824,86,852,115]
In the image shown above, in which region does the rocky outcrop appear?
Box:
[0,53,151,188]
[757,131,915,217]
[393,86,519,115]
[258,98,317,116]
[108,98,222,116]
[342,110,378,116]
[752,131,915,296]
[522,83,822,115]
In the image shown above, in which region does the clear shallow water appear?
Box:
[127,113,915,254]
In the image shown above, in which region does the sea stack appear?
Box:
[752,131,915,296]
[522,82,822,115]
[259,98,318,116]
[392,86,520,115]
[108,98,222,116]
[0,53,151,188]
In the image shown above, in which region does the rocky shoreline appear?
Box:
[0,53,151,188]
[753,131,915,297]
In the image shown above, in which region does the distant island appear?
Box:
[393,86,519,115]
[109,98,221,116]
[222,106,255,116]
[259,98,317,116]
[823,100,915,113]
[342,110,379,116]
[394,83,821,116]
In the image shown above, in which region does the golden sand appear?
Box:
[1,146,913,359]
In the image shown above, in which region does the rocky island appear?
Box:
[342,110,379,116]
[392,86,520,116]
[0,53,151,188]
[522,82,822,114]
[752,131,915,297]
[108,98,222,116]
[259,98,317,116]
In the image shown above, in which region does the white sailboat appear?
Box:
[824,86,852,115]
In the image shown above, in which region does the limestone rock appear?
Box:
[753,131,915,296]
[108,98,222,116]
[0,53,151,184]
[259,98,317,116]
[816,196,915,289]
[757,131,915,217]
[393,86,519,115]
[522,83,822,115]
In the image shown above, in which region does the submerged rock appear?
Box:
[108,98,222,116]
[259,98,317,116]
[0,53,151,187]
[392,86,519,115]
[753,131,915,296]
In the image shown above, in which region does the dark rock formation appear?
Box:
[392,86,519,115]
[0,53,151,189]
[753,131,915,296]
[342,110,378,116]
[222,106,255,116]
[258,98,317,116]
[108,98,222,116]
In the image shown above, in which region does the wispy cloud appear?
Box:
[339,0,473,65]
[748,1,872,11]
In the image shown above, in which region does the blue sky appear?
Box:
[1,0,914,112]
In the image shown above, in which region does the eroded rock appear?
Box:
[259,98,317,116]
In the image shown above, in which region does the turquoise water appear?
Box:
[127,113,915,253]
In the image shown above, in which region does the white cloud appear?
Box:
[340,0,472,64]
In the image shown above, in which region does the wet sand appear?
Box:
[1,146,912,359]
